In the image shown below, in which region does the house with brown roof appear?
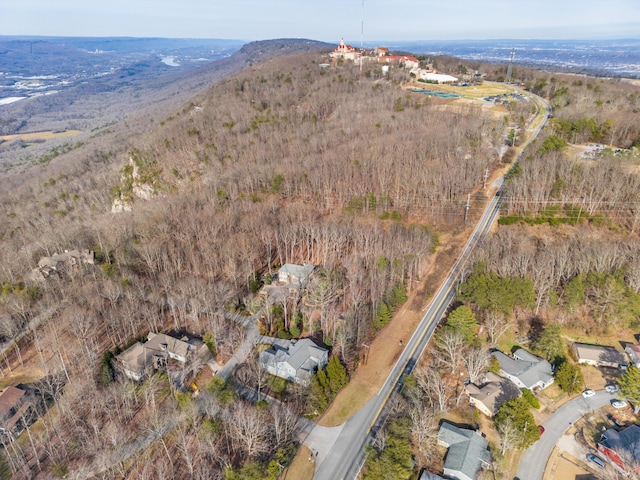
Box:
[574,343,628,369]
[31,249,95,281]
[464,372,521,417]
[0,386,33,439]
[116,332,194,381]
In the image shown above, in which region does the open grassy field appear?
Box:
[0,129,81,144]
[406,79,513,100]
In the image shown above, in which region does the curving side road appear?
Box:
[516,390,615,480]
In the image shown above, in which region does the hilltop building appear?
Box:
[330,39,360,61]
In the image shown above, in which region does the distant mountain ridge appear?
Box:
[0,38,333,171]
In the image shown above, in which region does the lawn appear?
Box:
[0,129,81,144]
[282,445,316,480]
[406,79,513,100]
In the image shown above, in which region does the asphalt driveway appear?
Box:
[516,389,615,480]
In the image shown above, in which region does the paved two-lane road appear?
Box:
[517,390,615,480]
[310,90,551,480]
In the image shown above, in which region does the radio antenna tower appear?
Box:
[360,0,364,78]
[506,48,515,81]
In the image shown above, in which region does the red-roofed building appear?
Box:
[377,55,420,70]
[598,425,640,474]
[330,39,360,61]
[374,46,389,56]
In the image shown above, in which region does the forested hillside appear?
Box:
[0,47,507,478]
[361,70,640,480]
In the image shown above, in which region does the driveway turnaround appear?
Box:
[516,389,614,480]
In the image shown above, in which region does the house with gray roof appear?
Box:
[464,372,521,417]
[259,338,328,385]
[277,263,314,289]
[437,422,491,480]
[625,344,640,368]
[574,343,628,369]
[492,348,554,391]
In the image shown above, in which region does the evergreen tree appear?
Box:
[445,305,478,343]
[458,262,535,314]
[326,356,348,394]
[555,362,584,394]
[619,366,640,405]
[363,418,413,480]
[533,323,565,365]
[495,397,539,448]
[374,302,393,331]
[563,275,585,310]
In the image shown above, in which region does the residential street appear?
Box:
[516,389,614,480]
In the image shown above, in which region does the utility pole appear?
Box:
[464,194,471,223]
[359,0,364,79]
[506,48,515,82]
[362,343,370,365]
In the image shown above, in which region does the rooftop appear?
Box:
[492,348,554,389]
[438,422,491,480]
[574,343,627,365]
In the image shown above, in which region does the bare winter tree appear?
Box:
[409,405,438,465]
[497,417,521,456]
[434,328,466,373]
[226,402,271,460]
[484,310,512,346]
[234,353,268,402]
[415,365,452,413]
[464,346,491,383]
[270,404,300,450]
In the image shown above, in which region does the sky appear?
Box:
[1,0,639,41]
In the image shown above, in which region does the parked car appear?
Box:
[582,389,596,398]
[587,454,605,468]
[612,400,628,409]
[539,425,545,435]
[605,384,619,393]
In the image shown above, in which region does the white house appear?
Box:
[492,348,554,391]
[260,338,328,385]
[117,342,148,381]
[574,343,628,369]
[277,263,314,288]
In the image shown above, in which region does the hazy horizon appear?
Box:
[2,0,639,42]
